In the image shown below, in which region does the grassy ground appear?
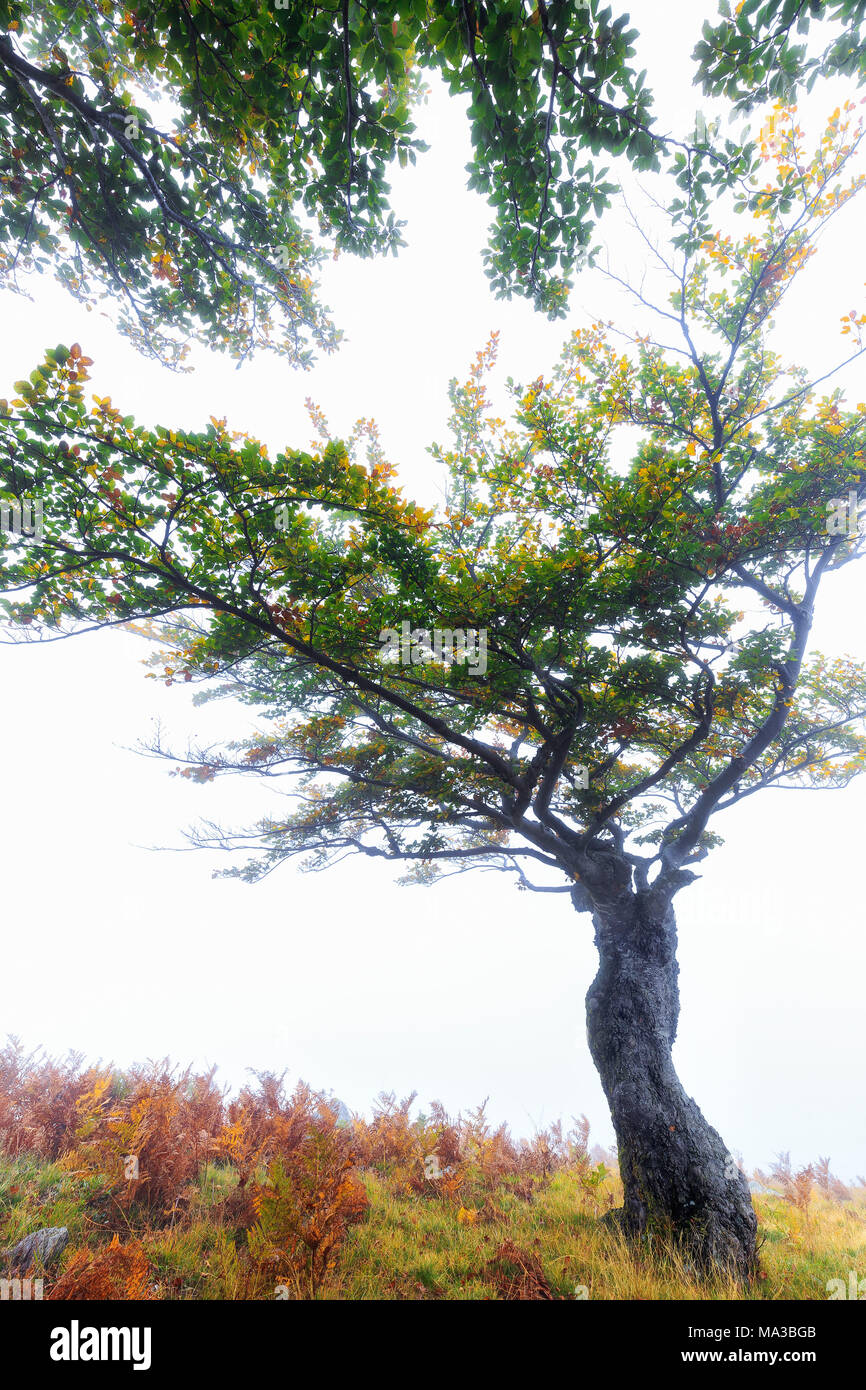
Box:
[3,1151,864,1300]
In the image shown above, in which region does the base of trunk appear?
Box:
[602,1165,758,1281]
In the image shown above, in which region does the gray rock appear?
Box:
[1,1226,69,1274]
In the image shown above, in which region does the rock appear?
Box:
[1,1226,69,1274]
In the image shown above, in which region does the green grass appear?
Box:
[325,1170,866,1300]
[2,1150,864,1300]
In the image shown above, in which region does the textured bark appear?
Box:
[584,885,758,1278]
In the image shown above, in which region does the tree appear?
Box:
[2,0,862,368]
[696,0,866,111]
[2,100,866,1276]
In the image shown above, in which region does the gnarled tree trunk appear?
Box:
[582,881,758,1278]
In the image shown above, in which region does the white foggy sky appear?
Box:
[0,2,864,1177]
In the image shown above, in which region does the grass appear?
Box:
[326,1170,866,1301]
[3,1148,864,1300]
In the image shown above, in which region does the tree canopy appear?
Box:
[1,0,863,368]
[697,0,866,111]
[1,103,865,904]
